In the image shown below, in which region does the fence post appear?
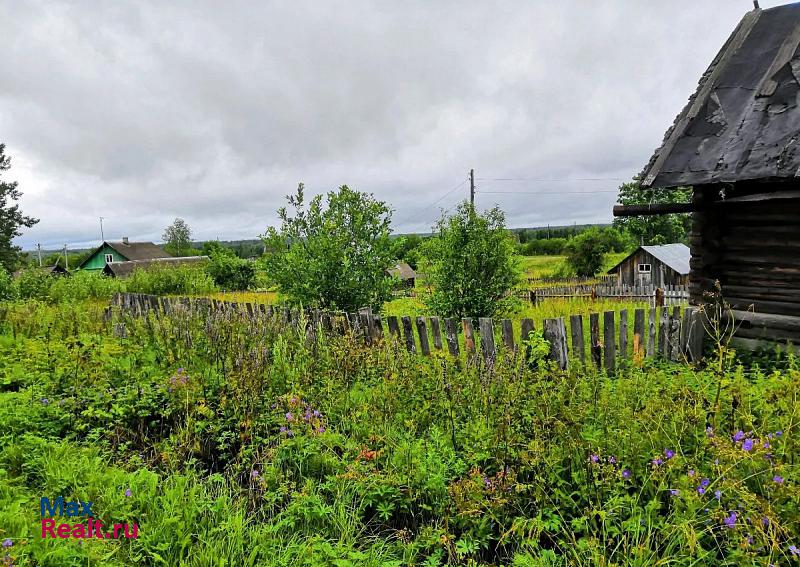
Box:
[570,314,585,364]
[479,318,496,365]
[633,308,645,358]
[416,317,430,355]
[688,307,705,362]
[543,318,568,370]
[429,317,443,350]
[444,318,460,357]
[619,309,628,362]
[669,306,682,361]
[387,316,400,339]
[501,319,515,353]
[401,316,415,353]
[658,308,669,357]
[590,313,602,369]
[462,318,476,361]
[372,315,384,340]
[603,311,616,373]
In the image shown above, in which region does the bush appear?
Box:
[262,184,395,311]
[421,202,520,319]
[521,237,567,256]
[0,267,14,301]
[13,268,53,300]
[47,270,123,303]
[125,264,217,295]
[563,227,609,277]
[203,242,256,291]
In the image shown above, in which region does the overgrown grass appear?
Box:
[0,301,797,565]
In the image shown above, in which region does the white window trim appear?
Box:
[105,253,114,264]
[637,263,651,273]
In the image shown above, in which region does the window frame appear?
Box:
[637,263,651,273]
[104,253,114,264]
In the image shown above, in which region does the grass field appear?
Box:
[0,300,797,565]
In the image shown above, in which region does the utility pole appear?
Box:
[469,168,475,208]
[37,243,42,267]
[63,244,68,271]
[99,217,105,242]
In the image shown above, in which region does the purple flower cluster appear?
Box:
[168,368,189,392]
[588,452,630,480]
[277,395,326,437]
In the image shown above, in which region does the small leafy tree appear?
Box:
[563,227,608,277]
[0,144,39,271]
[421,202,520,319]
[613,181,691,245]
[162,218,193,256]
[203,240,256,291]
[262,184,395,311]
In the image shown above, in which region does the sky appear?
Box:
[0,0,774,250]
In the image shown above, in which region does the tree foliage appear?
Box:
[203,241,256,291]
[0,144,39,272]
[613,181,691,245]
[421,202,520,320]
[162,217,193,256]
[563,227,609,277]
[262,184,395,311]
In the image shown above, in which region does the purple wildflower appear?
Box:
[724,511,737,528]
[773,475,784,484]
[700,478,710,488]
[590,454,599,464]
[697,487,705,495]
[313,409,321,418]
[316,426,326,434]
[251,470,259,479]
[789,545,799,557]
[714,490,722,500]
[688,469,695,477]
[762,517,770,527]
[622,469,631,479]
[285,412,294,422]
[652,457,663,467]
[483,476,492,488]
[733,430,745,443]
[742,438,754,452]
[608,456,616,464]
[670,489,680,497]
[664,449,675,459]
[775,430,783,437]
[124,488,132,497]
[40,398,49,405]
[763,441,770,449]
[279,426,287,433]
[706,426,714,437]
[1,539,10,548]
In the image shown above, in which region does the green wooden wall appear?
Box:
[81,244,128,270]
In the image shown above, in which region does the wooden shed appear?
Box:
[614,2,800,348]
[386,261,416,288]
[103,256,208,278]
[78,239,172,271]
[607,244,689,287]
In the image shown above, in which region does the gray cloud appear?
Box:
[0,0,760,249]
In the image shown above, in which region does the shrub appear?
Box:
[262,184,395,311]
[421,201,520,319]
[0,267,14,301]
[203,242,256,291]
[125,264,217,295]
[13,268,53,300]
[563,227,608,276]
[48,270,123,303]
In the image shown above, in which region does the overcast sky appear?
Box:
[0,0,772,250]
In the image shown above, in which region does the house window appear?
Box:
[638,263,651,273]
[105,253,114,264]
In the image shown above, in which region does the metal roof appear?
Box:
[640,244,690,275]
[641,3,800,188]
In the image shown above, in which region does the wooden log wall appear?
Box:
[690,184,800,347]
[109,293,705,372]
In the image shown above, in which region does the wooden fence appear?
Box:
[522,284,689,306]
[109,292,705,372]
[525,274,616,288]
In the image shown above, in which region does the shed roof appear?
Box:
[641,3,800,188]
[386,261,416,280]
[103,256,208,278]
[607,243,690,276]
[105,241,172,261]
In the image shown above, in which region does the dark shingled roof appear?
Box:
[642,3,800,188]
[105,241,173,261]
[103,256,208,278]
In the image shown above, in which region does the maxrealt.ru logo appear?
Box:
[40,497,138,540]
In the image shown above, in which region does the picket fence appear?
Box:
[109,292,705,372]
[523,284,689,307]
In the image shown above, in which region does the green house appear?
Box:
[78,239,172,271]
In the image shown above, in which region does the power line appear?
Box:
[394,176,468,227]
[476,176,629,182]
[476,189,619,195]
